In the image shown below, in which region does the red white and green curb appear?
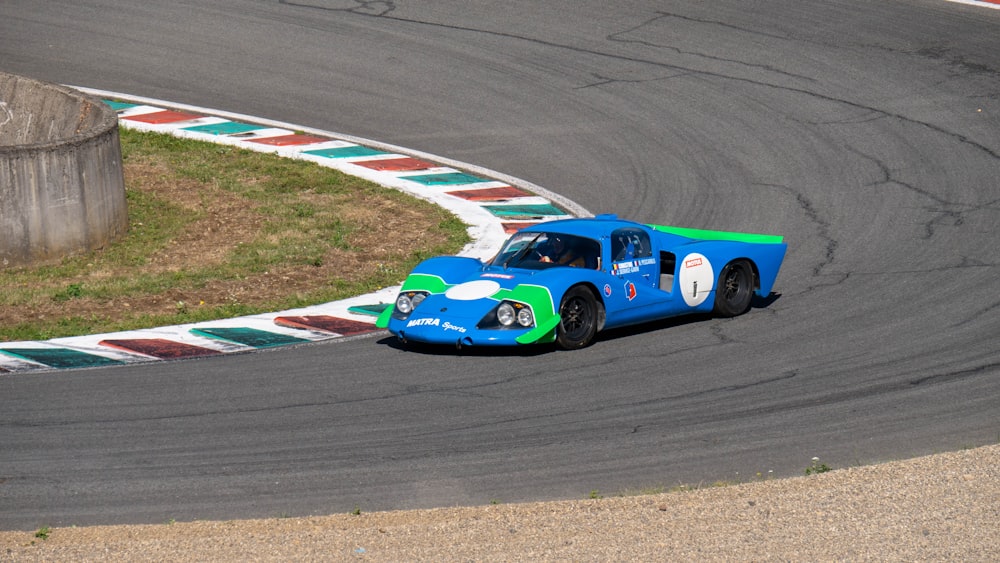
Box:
[945,0,1000,9]
[0,90,590,373]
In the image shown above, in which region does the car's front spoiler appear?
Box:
[385,314,560,347]
[396,325,523,347]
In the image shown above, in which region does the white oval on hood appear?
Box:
[445,280,501,301]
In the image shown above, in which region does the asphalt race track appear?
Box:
[1,1,998,529]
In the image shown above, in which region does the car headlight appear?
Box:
[395,291,427,315]
[482,301,534,329]
[411,292,426,308]
[516,306,534,327]
[497,302,516,326]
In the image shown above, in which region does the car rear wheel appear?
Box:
[557,286,598,349]
[713,260,754,317]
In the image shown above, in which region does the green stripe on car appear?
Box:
[648,224,784,245]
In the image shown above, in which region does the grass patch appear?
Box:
[0,128,469,341]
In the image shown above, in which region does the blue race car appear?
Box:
[376,214,787,349]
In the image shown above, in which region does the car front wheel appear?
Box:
[556,286,598,349]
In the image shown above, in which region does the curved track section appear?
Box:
[1,1,998,528]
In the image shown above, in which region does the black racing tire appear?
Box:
[556,285,599,349]
[713,260,755,317]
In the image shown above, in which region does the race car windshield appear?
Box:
[490,232,599,270]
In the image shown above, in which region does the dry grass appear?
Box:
[0,129,468,341]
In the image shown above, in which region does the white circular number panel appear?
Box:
[678,253,714,307]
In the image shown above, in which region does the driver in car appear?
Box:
[539,235,584,267]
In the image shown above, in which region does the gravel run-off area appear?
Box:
[2,443,997,561]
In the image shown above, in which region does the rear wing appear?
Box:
[647,224,784,245]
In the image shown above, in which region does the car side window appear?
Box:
[576,237,601,269]
[610,228,652,261]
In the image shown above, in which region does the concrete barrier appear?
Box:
[0,71,127,268]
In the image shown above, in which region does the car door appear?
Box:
[599,227,674,325]
[608,227,659,289]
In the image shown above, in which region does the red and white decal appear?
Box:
[624,281,637,301]
[684,256,703,269]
